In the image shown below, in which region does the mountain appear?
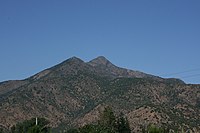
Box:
[88,56,155,79]
[0,56,199,132]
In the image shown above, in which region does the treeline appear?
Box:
[8,118,50,133]
[0,106,192,133]
[65,106,167,133]
[66,106,131,133]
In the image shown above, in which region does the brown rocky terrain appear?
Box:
[0,56,199,132]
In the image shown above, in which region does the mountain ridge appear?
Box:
[0,56,199,132]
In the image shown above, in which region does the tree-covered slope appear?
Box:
[0,56,199,132]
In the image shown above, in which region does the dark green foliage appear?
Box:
[4,107,193,133]
[79,124,115,133]
[66,124,115,133]
[116,113,131,133]
[0,126,8,133]
[142,124,168,133]
[65,106,132,133]
[27,125,42,133]
[11,117,50,133]
[64,106,117,133]
[66,128,79,133]
[197,98,200,108]
[98,106,117,131]
[0,128,3,133]
[147,125,164,133]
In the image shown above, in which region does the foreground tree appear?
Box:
[117,113,131,133]
[98,106,117,132]
[66,106,132,133]
[11,117,50,133]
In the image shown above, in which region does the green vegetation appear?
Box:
[142,124,169,133]
[0,107,196,133]
[65,106,131,133]
[10,118,50,133]
[117,113,131,133]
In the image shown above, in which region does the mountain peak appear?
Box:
[69,56,82,60]
[95,56,107,60]
[67,56,84,63]
[56,56,84,68]
[88,56,112,66]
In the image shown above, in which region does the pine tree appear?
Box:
[98,106,117,132]
[117,113,131,133]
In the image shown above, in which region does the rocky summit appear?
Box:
[0,56,199,132]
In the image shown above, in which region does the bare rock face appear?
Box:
[0,56,199,132]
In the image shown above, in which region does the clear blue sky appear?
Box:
[0,0,200,84]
